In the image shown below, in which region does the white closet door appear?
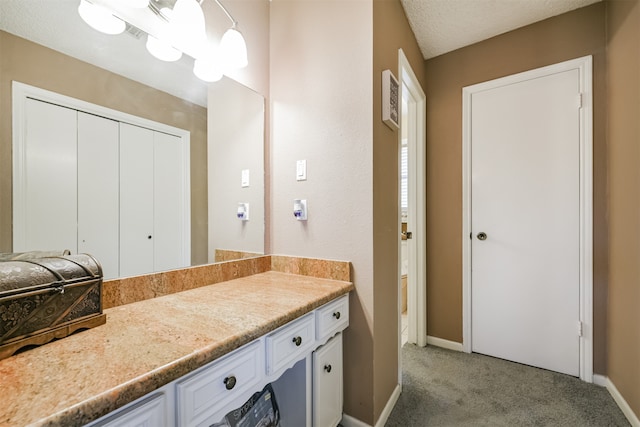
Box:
[16,99,77,253]
[153,132,187,272]
[120,123,154,277]
[77,112,119,279]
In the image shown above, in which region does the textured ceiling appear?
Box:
[401,0,602,59]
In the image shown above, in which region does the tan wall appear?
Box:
[0,31,208,265]
[606,0,640,416]
[424,3,608,373]
[372,0,425,422]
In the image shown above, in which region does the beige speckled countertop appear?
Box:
[0,271,353,427]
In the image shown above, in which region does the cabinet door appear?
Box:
[15,99,77,253]
[119,123,154,277]
[77,112,119,279]
[91,393,168,427]
[153,132,187,272]
[313,333,343,427]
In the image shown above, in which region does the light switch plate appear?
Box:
[241,169,250,187]
[296,160,307,181]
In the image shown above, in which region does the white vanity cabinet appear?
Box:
[85,294,349,427]
[176,340,264,427]
[88,385,174,427]
[266,312,316,376]
[313,334,344,427]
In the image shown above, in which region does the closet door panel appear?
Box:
[120,123,154,277]
[78,112,119,279]
[17,99,77,253]
[153,132,187,272]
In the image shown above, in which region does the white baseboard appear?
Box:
[375,384,401,427]
[603,376,640,427]
[341,384,401,427]
[341,413,370,427]
[426,335,464,352]
[593,374,608,387]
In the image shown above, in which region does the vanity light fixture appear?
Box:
[78,0,248,82]
[77,0,126,35]
[124,0,150,8]
[170,0,207,50]
[219,25,248,70]
[146,34,183,62]
[194,55,223,82]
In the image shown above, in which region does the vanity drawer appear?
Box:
[89,391,169,427]
[266,312,315,375]
[176,340,263,427]
[316,295,349,342]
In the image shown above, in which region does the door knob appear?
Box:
[477,232,487,241]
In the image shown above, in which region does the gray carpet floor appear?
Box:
[386,344,630,426]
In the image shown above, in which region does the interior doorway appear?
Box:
[397,49,427,380]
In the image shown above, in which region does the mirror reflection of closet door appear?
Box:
[119,123,155,277]
[119,124,187,277]
[153,132,185,273]
[18,99,77,254]
[78,112,119,279]
[19,100,120,280]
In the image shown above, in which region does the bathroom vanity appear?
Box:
[0,264,353,427]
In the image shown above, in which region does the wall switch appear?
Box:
[296,160,307,181]
[241,169,250,188]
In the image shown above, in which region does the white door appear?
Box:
[470,69,581,376]
[153,131,186,272]
[77,112,119,279]
[120,123,155,277]
[16,99,77,253]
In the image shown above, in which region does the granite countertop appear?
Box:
[0,271,353,427]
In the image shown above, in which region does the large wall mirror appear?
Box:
[0,0,265,279]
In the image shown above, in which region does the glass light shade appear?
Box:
[77,0,125,35]
[220,27,248,70]
[146,35,182,62]
[112,0,149,8]
[193,58,223,82]
[170,0,207,48]
[128,0,149,8]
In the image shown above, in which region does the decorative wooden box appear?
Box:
[0,253,106,360]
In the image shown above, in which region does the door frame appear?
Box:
[461,56,593,382]
[397,48,427,357]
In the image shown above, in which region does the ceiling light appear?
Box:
[77,0,125,35]
[219,26,248,70]
[146,35,182,62]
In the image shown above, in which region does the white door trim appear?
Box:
[461,56,593,382]
[398,49,427,349]
[12,81,191,268]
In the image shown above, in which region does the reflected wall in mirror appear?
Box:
[208,77,265,263]
[0,0,265,278]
